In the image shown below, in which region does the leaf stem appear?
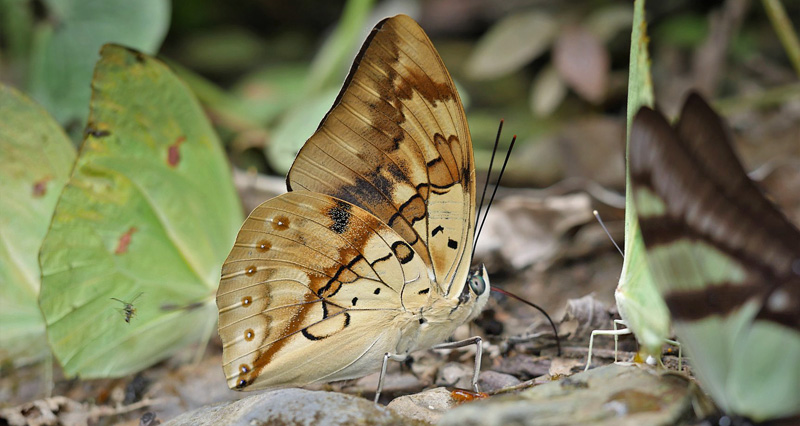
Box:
[762,0,800,77]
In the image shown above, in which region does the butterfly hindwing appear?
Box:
[631,93,800,421]
[218,191,433,390]
[287,15,475,296]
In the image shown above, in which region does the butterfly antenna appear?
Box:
[593,210,623,257]
[473,134,517,255]
[491,287,561,355]
[474,119,504,242]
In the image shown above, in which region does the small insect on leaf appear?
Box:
[111,292,143,323]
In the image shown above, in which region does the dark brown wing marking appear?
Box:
[630,93,800,331]
[286,15,474,293]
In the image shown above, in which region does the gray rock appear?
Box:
[439,363,700,426]
[387,387,457,424]
[163,388,419,426]
[493,355,551,380]
[477,371,521,393]
[435,362,473,390]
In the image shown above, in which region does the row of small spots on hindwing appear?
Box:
[232,290,274,389]
[230,209,297,390]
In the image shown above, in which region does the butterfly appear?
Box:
[630,92,800,422]
[585,3,675,370]
[216,14,490,395]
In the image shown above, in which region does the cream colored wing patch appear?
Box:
[217,190,432,390]
[287,15,475,296]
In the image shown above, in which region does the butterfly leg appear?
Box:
[584,323,632,371]
[432,336,483,392]
[375,353,408,403]
[613,319,628,361]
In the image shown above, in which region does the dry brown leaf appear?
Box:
[529,64,567,117]
[553,25,610,104]
[474,193,593,272]
[559,294,615,342]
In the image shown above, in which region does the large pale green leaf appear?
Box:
[28,0,170,130]
[615,0,671,358]
[38,45,242,378]
[0,85,75,366]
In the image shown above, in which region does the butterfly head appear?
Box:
[461,264,491,321]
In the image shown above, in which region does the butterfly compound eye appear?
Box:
[469,275,486,295]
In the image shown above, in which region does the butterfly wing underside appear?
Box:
[287,15,475,297]
[217,15,477,391]
[218,191,432,389]
[631,93,800,421]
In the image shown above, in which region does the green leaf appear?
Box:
[27,0,170,132]
[303,0,376,96]
[38,45,243,378]
[616,0,671,358]
[465,11,559,80]
[0,84,76,367]
[0,0,36,62]
[585,4,634,43]
[267,87,340,174]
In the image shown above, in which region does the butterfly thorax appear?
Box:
[397,266,491,354]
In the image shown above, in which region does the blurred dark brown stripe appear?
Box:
[664,281,761,320]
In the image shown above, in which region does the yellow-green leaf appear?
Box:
[38,45,242,378]
[616,0,671,359]
[0,84,76,366]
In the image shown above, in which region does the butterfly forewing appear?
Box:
[287,15,475,296]
[630,94,800,421]
[218,191,433,390]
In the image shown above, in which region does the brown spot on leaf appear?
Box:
[32,176,52,198]
[114,227,138,254]
[167,136,186,168]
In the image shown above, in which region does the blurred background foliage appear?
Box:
[1,0,798,192]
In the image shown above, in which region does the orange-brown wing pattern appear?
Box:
[217,191,431,390]
[287,15,475,296]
